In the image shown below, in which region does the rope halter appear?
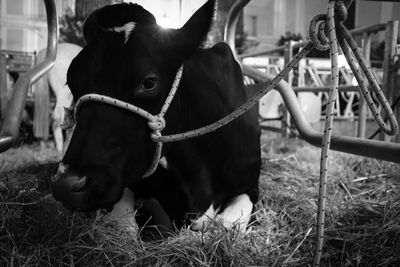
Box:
[72,65,184,178]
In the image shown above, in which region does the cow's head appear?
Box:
[51,1,216,211]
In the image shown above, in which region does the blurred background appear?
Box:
[0,0,399,53]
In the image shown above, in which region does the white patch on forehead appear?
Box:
[107,22,136,43]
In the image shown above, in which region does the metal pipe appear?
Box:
[239,41,308,59]
[238,21,384,59]
[0,0,58,153]
[260,125,282,133]
[239,46,286,59]
[350,23,386,37]
[243,65,400,163]
[293,85,360,92]
[358,32,371,138]
[223,0,251,52]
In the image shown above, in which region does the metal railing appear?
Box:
[225,0,400,163]
[243,65,400,163]
[238,23,387,60]
[0,0,58,153]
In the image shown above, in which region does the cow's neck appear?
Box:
[160,63,224,212]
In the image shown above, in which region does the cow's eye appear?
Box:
[143,77,157,90]
[137,74,158,96]
[138,74,158,96]
[142,75,157,91]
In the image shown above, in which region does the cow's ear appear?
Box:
[174,0,216,60]
[82,8,103,44]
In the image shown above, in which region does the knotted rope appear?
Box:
[311,2,340,266]
[308,1,397,266]
[73,65,183,177]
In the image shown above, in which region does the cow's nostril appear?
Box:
[72,176,89,192]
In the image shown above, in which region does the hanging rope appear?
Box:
[337,23,398,135]
[311,1,339,265]
[310,1,397,265]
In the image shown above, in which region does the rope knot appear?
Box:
[150,131,161,141]
[334,1,348,22]
[148,116,166,132]
[309,1,348,52]
[309,14,330,51]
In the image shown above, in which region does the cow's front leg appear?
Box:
[215,194,253,233]
[190,203,220,231]
[105,188,138,234]
[135,198,173,237]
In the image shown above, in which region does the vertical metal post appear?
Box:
[396,44,400,143]
[282,40,294,138]
[380,20,399,141]
[358,32,370,138]
[0,53,7,119]
[178,0,182,26]
[0,0,58,153]
[33,73,50,139]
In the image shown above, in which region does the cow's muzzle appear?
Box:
[51,163,90,210]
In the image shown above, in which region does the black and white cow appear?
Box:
[51,0,261,233]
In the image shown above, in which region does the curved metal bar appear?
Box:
[223,0,251,51]
[243,65,400,163]
[0,0,58,153]
[238,41,307,59]
[293,85,360,93]
[237,24,385,59]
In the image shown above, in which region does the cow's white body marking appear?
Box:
[190,203,220,231]
[215,194,253,232]
[190,194,253,232]
[105,188,138,233]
